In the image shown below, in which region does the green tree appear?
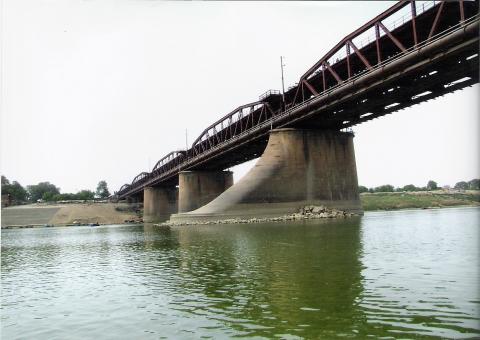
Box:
[1,177,28,203]
[52,194,63,202]
[27,182,60,202]
[402,184,418,192]
[468,179,480,190]
[374,184,394,193]
[96,180,110,198]
[2,175,9,185]
[42,192,55,202]
[358,185,368,193]
[426,180,438,190]
[454,181,469,190]
[77,190,95,200]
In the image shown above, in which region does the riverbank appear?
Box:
[1,202,142,228]
[360,190,480,211]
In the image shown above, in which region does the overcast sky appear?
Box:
[1,1,478,194]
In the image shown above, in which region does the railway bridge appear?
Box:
[115,1,479,222]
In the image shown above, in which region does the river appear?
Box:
[1,207,479,339]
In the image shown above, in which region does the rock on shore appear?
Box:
[157,205,357,227]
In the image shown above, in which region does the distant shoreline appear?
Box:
[360,190,480,211]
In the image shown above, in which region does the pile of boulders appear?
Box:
[156,205,356,227]
[298,205,354,218]
[124,219,143,224]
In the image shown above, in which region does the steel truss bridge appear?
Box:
[116,0,479,199]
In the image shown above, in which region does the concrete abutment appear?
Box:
[143,186,178,223]
[178,170,233,213]
[170,128,362,222]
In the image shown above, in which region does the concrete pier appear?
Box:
[143,186,178,223]
[171,128,362,222]
[178,170,233,213]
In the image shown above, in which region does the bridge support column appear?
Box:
[171,128,362,222]
[178,170,233,213]
[143,186,178,223]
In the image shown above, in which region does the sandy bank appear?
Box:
[1,202,141,228]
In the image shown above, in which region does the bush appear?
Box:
[468,179,480,190]
[373,184,394,193]
[402,184,418,192]
[454,181,469,190]
[358,185,369,193]
[427,180,438,190]
[1,176,28,203]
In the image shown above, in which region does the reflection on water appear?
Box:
[1,207,479,339]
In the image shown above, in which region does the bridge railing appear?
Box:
[190,101,276,157]
[152,151,186,175]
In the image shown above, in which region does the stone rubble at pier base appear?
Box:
[155,205,359,227]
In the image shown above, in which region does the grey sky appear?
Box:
[1,1,478,194]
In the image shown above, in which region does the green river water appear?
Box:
[1,207,479,339]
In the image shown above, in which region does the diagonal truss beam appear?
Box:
[303,80,319,96]
[428,1,445,39]
[323,62,343,84]
[377,21,407,52]
[347,40,373,70]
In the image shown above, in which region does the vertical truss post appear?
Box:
[411,1,418,46]
[346,43,351,79]
[322,66,326,92]
[459,0,465,22]
[375,23,381,64]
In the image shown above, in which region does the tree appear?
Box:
[427,180,438,190]
[358,185,368,193]
[2,175,9,185]
[402,184,418,192]
[454,181,469,190]
[1,177,28,203]
[42,192,55,202]
[77,190,95,200]
[374,184,394,193]
[27,182,60,202]
[468,179,480,190]
[96,180,110,198]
